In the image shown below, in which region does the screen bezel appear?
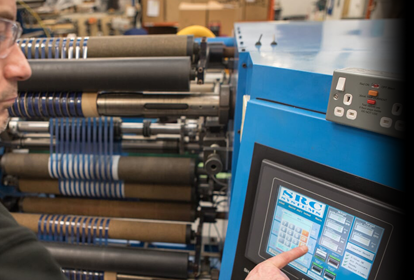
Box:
[230,143,404,280]
[252,162,394,280]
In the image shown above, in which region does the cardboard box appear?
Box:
[243,5,268,21]
[165,0,186,22]
[208,1,242,36]
[142,0,165,24]
[178,2,208,30]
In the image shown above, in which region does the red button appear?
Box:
[367,99,376,105]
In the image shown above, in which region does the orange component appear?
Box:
[301,230,309,237]
[368,90,378,97]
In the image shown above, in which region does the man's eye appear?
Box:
[0,34,6,42]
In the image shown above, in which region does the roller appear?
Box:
[18,57,192,92]
[20,197,196,222]
[18,179,193,202]
[0,153,196,185]
[9,91,220,119]
[12,213,192,244]
[96,93,219,118]
[43,242,190,279]
[17,35,195,59]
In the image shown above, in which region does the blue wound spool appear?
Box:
[40,92,49,117]
[48,38,53,59]
[48,214,56,241]
[54,38,60,59]
[18,92,28,118]
[47,93,56,117]
[68,92,77,117]
[12,98,21,117]
[60,92,69,117]
[37,214,45,240]
[33,92,41,117]
[27,38,33,59]
[25,92,35,118]
[34,38,41,59]
[41,38,46,59]
[53,92,63,117]
[19,38,27,55]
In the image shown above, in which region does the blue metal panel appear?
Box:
[222,19,403,280]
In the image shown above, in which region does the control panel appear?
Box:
[326,68,404,138]
[243,159,403,280]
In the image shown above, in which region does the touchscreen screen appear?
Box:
[266,186,385,280]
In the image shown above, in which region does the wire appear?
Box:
[17,0,52,37]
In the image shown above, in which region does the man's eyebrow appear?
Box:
[0,10,15,21]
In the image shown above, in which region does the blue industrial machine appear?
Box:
[220,19,404,280]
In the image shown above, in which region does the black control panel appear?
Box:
[230,144,404,280]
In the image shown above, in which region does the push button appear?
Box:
[367,99,376,105]
[368,90,378,97]
[336,77,346,91]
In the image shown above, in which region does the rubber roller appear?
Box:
[9,92,220,119]
[42,242,190,279]
[0,153,196,185]
[18,179,193,202]
[12,213,192,244]
[20,197,196,222]
[17,35,195,59]
[18,57,192,92]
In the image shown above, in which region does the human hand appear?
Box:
[245,245,308,280]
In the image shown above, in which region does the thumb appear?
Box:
[266,245,308,269]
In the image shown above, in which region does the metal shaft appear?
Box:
[97,93,219,118]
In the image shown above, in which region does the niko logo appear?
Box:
[278,187,325,218]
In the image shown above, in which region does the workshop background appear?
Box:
[1,0,405,280]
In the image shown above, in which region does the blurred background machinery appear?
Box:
[0,33,236,280]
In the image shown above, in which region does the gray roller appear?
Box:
[86,35,195,58]
[18,35,195,59]
[18,57,192,92]
[43,242,189,279]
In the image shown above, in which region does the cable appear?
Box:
[17,0,52,37]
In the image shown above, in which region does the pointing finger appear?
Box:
[266,245,308,269]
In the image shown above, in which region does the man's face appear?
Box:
[0,0,32,132]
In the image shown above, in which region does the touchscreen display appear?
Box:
[266,186,385,280]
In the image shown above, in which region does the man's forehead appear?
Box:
[0,0,17,21]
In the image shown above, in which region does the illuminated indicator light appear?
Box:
[372,83,380,88]
[368,90,378,97]
[367,99,376,105]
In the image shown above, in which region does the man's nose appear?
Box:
[3,44,32,81]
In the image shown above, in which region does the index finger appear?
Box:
[266,245,308,268]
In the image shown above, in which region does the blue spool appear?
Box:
[12,97,21,117]
[41,38,46,59]
[47,93,56,117]
[54,38,60,59]
[25,92,35,118]
[27,38,33,59]
[53,92,63,117]
[68,92,77,117]
[18,92,28,118]
[60,92,69,117]
[40,92,49,117]
[33,92,41,117]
